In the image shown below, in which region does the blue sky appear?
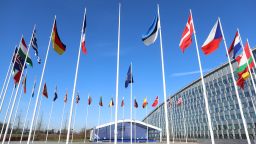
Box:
[0,0,256,132]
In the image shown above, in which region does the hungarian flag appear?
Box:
[22,75,27,94]
[228,31,242,59]
[152,96,158,107]
[42,83,48,98]
[52,19,66,55]
[64,91,68,103]
[109,98,114,107]
[142,98,148,109]
[202,19,223,55]
[81,11,87,54]
[176,97,183,106]
[19,37,33,67]
[125,64,134,88]
[99,96,103,106]
[179,12,194,53]
[76,92,80,104]
[121,97,124,107]
[53,86,58,102]
[88,96,92,105]
[142,15,159,46]
[134,99,138,108]
[31,29,41,64]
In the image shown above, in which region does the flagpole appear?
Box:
[0,85,15,139]
[189,10,215,144]
[97,105,101,142]
[122,97,124,143]
[134,101,137,143]
[146,97,148,144]
[218,18,251,144]
[2,27,34,143]
[8,75,26,144]
[71,103,78,143]
[0,48,15,100]
[130,62,133,144]
[247,39,256,78]
[110,105,112,143]
[32,96,43,143]
[157,4,170,144]
[158,102,161,142]
[20,79,36,143]
[27,18,55,144]
[66,8,86,144]
[114,3,121,144]
[45,101,54,142]
[182,102,187,143]
[84,94,89,143]
[58,102,66,143]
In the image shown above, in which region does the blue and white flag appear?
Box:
[53,86,58,102]
[142,15,159,46]
[31,29,41,64]
[125,64,134,88]
[228,31,242,59]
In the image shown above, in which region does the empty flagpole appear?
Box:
[134,99,137,143]
[45,101,54,142]
[110,104,112,143]
[122,97,124,143]
[2,27,34,143]
[20,79,35,143]
[66,8,86,144]
[157,4,170,144]
[32,96,43,143]
[84,94,89,143]
[158,98,161,142]
[146,97,148,144]
[27,18,55,144]
[8,75,26,144]
[58,100,66,143]
[0,48,15,100]
[0,86,15,139]
[97,105,101,142]
[218,18,251,144]
[114,3,121,144]
[182,101,187,143]
[130,62,133,144]
[71,103,78,143]
[190,10,215,144]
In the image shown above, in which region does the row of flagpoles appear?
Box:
[0,3,256,144]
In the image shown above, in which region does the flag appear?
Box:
[88,96,92,105]
[109,98,114,107]
[152,96,159,107]
[142,98,148,108]
[81,12,87,54]
[13,70,22,86]
[99,96,103,107]
[52,19,66,55]
[22,75,27,94]
[76,92,80,104]
[121,97,124,107]
[18,37,33,67]
[237,70,250,89]
[31,29,41,64]
[176,97,183,106]
[201,20,223,55]
[42,83,48,98]
[64,91,68,103]
[53,86,58,102]
[228,31,242,59]
[134,99,138,108]
[179,12,194,52]
[31,80,36,97]
[125,65,134,88]
[142,15,160,46]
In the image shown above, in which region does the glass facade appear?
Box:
[143,49,256,141]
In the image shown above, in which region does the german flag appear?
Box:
[52,19,66,55]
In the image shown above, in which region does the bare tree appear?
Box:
[15,111,22,133]
[37,112,43,132]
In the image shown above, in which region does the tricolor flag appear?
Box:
[31,29,41,64]
[125,65,134,88]
[142,98,148,109]
[134,99,138,108]
[202,20,223,55]
[228,31,242,59]
[81,11,87,54]
[109,98,114,107]
[53,86,58,102]
[142,15,160,46]
[99,96,103,107]
[13,70,22,86]
[19,37,33,67]
[121,97,124,107]
[76,92,80,104]
[22,75,27,94]
[88,96,92,105]
[176,97,183,106]
[42,83,48,98]
[64,91,68,103]
[179,12,194,53]
[152,96,159,107]
[52,19,66,55]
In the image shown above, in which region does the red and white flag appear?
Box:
[179,12,194,53]
[81,11,87,54]
[176,97,183,106]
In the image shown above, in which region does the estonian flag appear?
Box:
[142,15,160,46]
